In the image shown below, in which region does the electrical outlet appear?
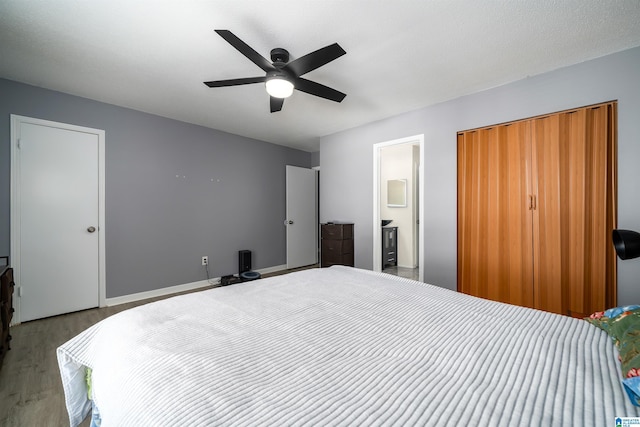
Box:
[201,256,208,266]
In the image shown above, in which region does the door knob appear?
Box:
[87,226,96,233]
[288,220,294,225]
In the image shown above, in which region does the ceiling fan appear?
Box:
[204,30,347,113]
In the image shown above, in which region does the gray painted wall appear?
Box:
[0,78,310,298]
[320,46,640,306]
[311,151,320,168]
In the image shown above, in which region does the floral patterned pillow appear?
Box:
[586,305,640,406]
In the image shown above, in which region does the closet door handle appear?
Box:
[528,195,537,210]
[532,195,537,210]
[529,195,533,210]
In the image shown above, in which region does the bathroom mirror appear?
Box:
[387,179,407,207]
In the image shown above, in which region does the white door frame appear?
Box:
[373,134,424,282]
[10,115,106,324]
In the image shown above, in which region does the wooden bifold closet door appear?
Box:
[457,102,617,316]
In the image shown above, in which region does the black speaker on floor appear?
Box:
[239,250,251,274]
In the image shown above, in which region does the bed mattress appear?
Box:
[58,266,640,426]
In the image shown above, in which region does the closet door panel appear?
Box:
[532,104,615,316]
[531,114,564,314]
[457,122,533,307]
[458,130,487,297]
[580,104,616,315]
[503,122,534,308]
[566,109,589,316]
[604,103,618,310]
[458,130,486,299]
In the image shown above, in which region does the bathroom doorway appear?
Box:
[373,135,424,282]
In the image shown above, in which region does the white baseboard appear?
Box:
[256,264,287,275]
[104,264,288,307]
[105,279,212,307]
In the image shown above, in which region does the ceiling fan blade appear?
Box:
[295,78,346,103]
[215,30,275,73]
[204,76,266,88]
[270,97,284,113]
[284,43,346,77]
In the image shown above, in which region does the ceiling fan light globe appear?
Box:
[266,77,294,98]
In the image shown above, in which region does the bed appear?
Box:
[58,266,640,426]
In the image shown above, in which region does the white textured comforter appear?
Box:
[58,266,640,426]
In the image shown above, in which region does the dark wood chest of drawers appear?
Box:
[321,223,354,268]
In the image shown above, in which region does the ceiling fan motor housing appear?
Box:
[266,69,292,81]
[270,48,290,65]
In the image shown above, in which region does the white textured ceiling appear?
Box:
[1,1,640,152]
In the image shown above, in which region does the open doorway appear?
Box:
[373,135,424,282]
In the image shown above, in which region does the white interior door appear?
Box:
[11,116,105,322]
[285,165,318,269]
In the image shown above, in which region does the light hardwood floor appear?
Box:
[0,266,316,426]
